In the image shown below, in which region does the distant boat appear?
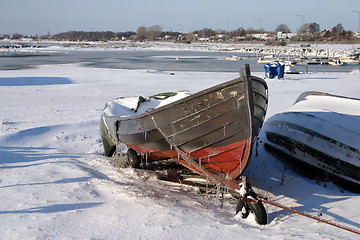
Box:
[339,55,360,64]
[306,58,321,65]
[217,55,243,61]
[264,91,360,192]
[284,64,300,74]
[284,60,297,66]
[328,59,344,66]
[257,55,282,64]
[293,57,307,65]
[229,55,243,60]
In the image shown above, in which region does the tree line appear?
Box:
[51,31,136,41]
[3,22,358,42]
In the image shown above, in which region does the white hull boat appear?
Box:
[264,92,360,192]
[339,56,360,64]
[328,59,344,66]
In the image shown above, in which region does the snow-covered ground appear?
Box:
[0,54,360,239]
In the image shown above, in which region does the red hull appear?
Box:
[129,138,252,180]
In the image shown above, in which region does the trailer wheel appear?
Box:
[246,199,267,225]
[236,192,267,225]
[127,149,140,168]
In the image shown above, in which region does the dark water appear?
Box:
[0,49,359,73]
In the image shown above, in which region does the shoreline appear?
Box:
[1,39,360,58]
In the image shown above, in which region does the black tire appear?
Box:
[246,200,267,225]
[127,149,140,168]
[236,191,267,225]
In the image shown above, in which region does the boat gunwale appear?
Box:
[295,91,360,104]
[116,76,246,122]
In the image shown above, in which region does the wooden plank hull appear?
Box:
[101,65,268,180]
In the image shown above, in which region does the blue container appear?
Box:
[264,61,285,79]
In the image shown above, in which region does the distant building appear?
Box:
[249,33,275,40]
[355,32,360,40]
[276,32,297,40]
[320,30,332,40]
[164,35,173,40]
[215,34,226,41]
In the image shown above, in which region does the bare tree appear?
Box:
[12,33,23,39]
[331,23,345,40]
[309,22,320,34]
[194,28,215,38]
[298,22,320,34]
[275,24,291,33]
[147,25,162,40]
[296,22,320,40]
[234,27,246,36]
[136,26,147,41]
[297,23,309,34]
[245,27,257,34]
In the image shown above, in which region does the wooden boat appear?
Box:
[100,64,269,224]
[100,64,268,185]
[265,91,360,192]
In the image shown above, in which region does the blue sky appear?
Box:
[1,0,360,35]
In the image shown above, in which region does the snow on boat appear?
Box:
[265,91,360,192]
[284,64,300,74]
[100,64,268,184]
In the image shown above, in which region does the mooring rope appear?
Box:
[252,197,360,236]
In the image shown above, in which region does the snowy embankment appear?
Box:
[0,63,360,239]
[54,41,360,58]
[55,41,360,58]
[3,39,360,58]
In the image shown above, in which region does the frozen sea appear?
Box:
[0,41,359,239]
[1,40,360,73]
